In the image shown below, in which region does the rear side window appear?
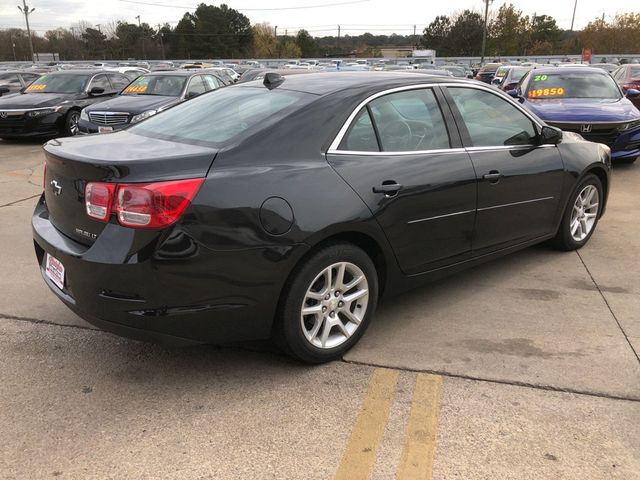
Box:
[108,73,130,90]
[369,89,450,152]
[130,87,314,147]
[89,74,111,92]
[448,87,537,147]
[339,108,379,152]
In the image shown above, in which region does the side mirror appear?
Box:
[626,88,640,98]
[186,91,199,99]
[0,87,9,96]
[506,89,519,98]
[89,86,105,95]
[541,125,563,145]
[491,77,501,85]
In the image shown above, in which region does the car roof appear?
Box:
[237,71,467,96]
[44,70,107,75]
[141,71,201,77]
[531,66,609,75]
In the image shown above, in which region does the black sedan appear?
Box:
[79,71,225,134]
[0,70,130,139]
[33,72,611,363]
[0,70,41,96]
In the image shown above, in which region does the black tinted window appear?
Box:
[108,73,130,90]
[448,87,537,147]
[90,75,111,92]
[0,74,21,86]
[369,89,450,151]
[339,108,379,152]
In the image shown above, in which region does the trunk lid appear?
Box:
[43,130,216,245]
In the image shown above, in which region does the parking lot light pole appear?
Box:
[570,0,578,31]
[136,15,146,60]
[480,0,492,66]
[17,0,36,63]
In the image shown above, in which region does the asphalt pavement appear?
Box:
[0,139,638,480]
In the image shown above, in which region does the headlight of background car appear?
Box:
[618,119,640,132]
[80,109,88,122]
[27,106,62,117]
[131,110,157,124]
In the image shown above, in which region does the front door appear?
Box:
[327,87,477,275]
[444,86,565,255]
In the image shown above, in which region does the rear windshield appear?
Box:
[25,74,90,93]
[129,86,315,147]
[509,67,530,82]
[525,72,621,99]
[630,66,640,79]
[123,75,186,96]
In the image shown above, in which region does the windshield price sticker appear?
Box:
[528,87,565,98]
[125,85,147,93]
[533,74,548,82]
[26,84,46,92]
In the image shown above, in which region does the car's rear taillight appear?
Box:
[85,182,115,221]
[115,178,204,228]
[84,178,203,228]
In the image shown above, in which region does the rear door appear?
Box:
[326,86,477,275]
[443,85,565,255]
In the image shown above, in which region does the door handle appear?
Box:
[372,181,403,196]
[483,171,503,183]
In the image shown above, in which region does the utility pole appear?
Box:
[96,23,101,33]
[136,15,146,59]
[570,0,578,30]
[480,0,492,66]
[157,24,165,60]
[413,24,417,48]
[17,0,36,63]
[10,33,17,61]
[337,25,340,50]
[274,26,278,58]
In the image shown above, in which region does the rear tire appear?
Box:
[276,242,378,363]
[552,174,603,251]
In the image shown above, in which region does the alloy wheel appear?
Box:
[68,112,80,135]
[570,184,599,242]
[300,261,369,349]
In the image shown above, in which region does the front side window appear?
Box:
[89,75,111,92]
[0,74,21,87]
[448,87,537,147]
[186,76,206,97]
[130,86,314,147]
[108,73,130,90]
[25,74,90,94]
[368,89,450,152]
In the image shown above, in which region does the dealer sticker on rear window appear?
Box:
[528,87,565,98]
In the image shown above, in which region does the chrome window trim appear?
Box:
[327,82,549,155]
[329,147,467,156]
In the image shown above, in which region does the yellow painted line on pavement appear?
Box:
[396,373,443,480]
[333,368,399,480]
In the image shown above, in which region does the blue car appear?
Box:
[509,67,640,163]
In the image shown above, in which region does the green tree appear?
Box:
[489,4,528,56]
[252,22,276,58]
[296,29,318,57]
[448,10,484,56]
[421,15,452,55]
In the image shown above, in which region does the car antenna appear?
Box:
[263,72,285,90]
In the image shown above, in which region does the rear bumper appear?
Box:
[32,196,303,345]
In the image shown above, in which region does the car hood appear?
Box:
[526,97,640,123]
[85,95,179,114]
[0,92,78,109]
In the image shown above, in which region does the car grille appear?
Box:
[0,112,26,130]
[547,122,620,147]
[88,112,130,126]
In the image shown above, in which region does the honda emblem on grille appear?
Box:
[0,112,7,119]
[50,180,62,196]
[580,124,592,133]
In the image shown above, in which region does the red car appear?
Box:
[612,65,640,110]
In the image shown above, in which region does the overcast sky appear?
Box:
[1,0,638,36]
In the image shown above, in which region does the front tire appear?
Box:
[552,174,603,251]
[277,242,378,363]
[64,110,80,136]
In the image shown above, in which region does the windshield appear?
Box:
[130,86,315,147]
[122,75,187,96]
[526,72,622,99]
[25,74,89,94]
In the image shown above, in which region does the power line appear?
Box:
[117,0,369,11]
